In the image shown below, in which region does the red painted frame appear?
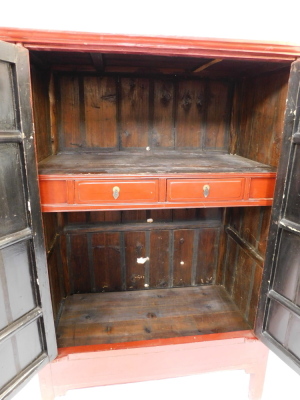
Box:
[0,27,282,398]
[39,330,269,400]
[39,172,276,211]
[0,27,299,61]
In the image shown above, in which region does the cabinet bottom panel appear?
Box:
[56,285,250,347]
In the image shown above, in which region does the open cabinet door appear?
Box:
[255,59,300,373]
[0,41,57,399]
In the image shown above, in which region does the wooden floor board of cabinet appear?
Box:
[56,286,250,347]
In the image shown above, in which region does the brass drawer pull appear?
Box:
[203,184,210,198]
[113,186,120,199]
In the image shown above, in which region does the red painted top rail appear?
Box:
[0,27,299,61]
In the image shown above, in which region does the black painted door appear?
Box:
[256,59,300,373]
[0,42,57,399]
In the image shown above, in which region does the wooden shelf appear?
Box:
[38,152,276,211]
[56,286,250,348]
[39,151,275,175]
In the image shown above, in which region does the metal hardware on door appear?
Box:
[112,186,120,199]
[203,184,210,198]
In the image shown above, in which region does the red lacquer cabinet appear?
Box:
[0,29,300,400]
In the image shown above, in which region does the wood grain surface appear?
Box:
[57,286,250,347]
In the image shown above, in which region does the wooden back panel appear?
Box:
[61,209,222,294]
[55,73,232,152]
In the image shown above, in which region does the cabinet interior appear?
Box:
[30,50,291,348]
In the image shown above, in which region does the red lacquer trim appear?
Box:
[56,330,256,359]
[39,172,276,180]
[41,200,274,212]
[38,172,276,211]
[0,27,299,60]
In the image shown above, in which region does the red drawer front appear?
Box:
[39,180,68,204]
[75,180,158,204]
[167,179,245,202]
[249,177,276,199]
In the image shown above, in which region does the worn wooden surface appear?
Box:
[221,68,290,328]
[42,213,65,321]
[231,69,289,167]
[2,28,299,62]
[30,66,52,162]
[62,220,221,294]
[53,73,232,152]
[38,152,275,174]
[29,49,292,76]
[222,207,272,327]
[56,286,250,347]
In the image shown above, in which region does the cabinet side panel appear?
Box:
[233,69,289,167]
[225,71,289,327]
[223,207,271,327]
[42,213,65,322]
[31,66,52,161]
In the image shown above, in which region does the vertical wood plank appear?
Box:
[149,230,170,288]
[122,210,148,223]
[125,231,146,290]
[172,209,198,221]
[66,212,87,224]
[58,75,81,150]
[148,210,173,222]
[240,207,261,249]
[224,237,239,295]
[173,230,194,286]
[232,251,254,318]
[196,228,219,285]
[92,232,122,292]
[257,207,272,256]
[49,75,59,155]
[120,77,149,148]
[47,243,63,321]
[215,209,228,285]
[268,71,289,166]
[248,264,263,327]
[60,233,70,295]
[176,80,205,148]
[89,211,122,223]
[204,80,231,150]
[234,80,253,160]
[42,213,59,252]
[152,80,175,148]
[248,75,280,165]
[69,234,90,293]
[84,76,118,148]
[31,66,52,161]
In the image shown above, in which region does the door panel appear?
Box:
[285,144,300,221]
[0,143,28,236]
[0,61,17,129]
[255,59,300,373]
[1,241,37,321]
[0,41,57,399]
[272,230,300,302]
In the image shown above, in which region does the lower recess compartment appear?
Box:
[41,207,269,400]
[56,286,250,347]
